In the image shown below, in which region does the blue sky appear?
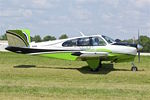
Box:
[0,0,150,39]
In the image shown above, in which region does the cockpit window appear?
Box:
[62,39,78,47]
[102,35,115,44]
[62,37,106,47]
[91,37,106,46]
[77,37,90,46]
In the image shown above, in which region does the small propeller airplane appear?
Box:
[5,29,143,71]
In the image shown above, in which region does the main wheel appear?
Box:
[131,66,138,71]
[91,67,99,72]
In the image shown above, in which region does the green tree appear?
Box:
[123,35,150,52]
[0,34,7,40]
[43,35,56,41]
[59,34,68,39]
[122,39,136,44]
[30,36,33,42]
[32,35,42,42]
[140,36,150,52]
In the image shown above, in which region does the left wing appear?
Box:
[80,51,108,57]
[74,51,109,70]
[72,51,109,61]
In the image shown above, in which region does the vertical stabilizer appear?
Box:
[6,29,31,47]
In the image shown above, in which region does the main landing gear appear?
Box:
[131,63,138,71]
[91,61,102,72]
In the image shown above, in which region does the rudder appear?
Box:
[6,29,31,47]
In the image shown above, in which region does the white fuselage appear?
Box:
[29,35,137,55]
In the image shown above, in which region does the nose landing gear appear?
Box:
[131,63,138,71]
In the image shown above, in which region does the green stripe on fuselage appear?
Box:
[38,53,78,61]
[107,53,136,62]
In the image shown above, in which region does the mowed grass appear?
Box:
[0,52,150,100]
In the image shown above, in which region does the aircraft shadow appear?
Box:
[14,65,36,68]
[78,64,130,74]
[13,63,143,75]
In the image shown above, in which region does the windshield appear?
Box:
[102,35,115,44]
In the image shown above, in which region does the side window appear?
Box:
[62,37,106,47]
[77,37,90,46]
[91,37,106,46]
[62,39,78,47]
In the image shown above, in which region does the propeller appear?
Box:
[137,30,143,63]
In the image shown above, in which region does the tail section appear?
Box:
[6,29,31,47]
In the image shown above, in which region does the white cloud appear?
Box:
[136,0,150,7]
[0,8,20,17]
[76,0,98,4]
[22,9,33,17]
[136,0,150,4]
[32,0,48,7]
[74,9,91,20]
[0,8,32,18]
[0,9,11,17]
[69,5,92,23]
[31,0,60,9]
[0,0,150,39]
[103,0,120,7]
[101,13,113,21]
[40,16,71,25]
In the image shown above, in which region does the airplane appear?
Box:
[5,29,143,72]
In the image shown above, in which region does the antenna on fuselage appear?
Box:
[80,32,85,36]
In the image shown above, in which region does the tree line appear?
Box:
[122,35,150,53]
[0,34,150,52]
[30,34,68,42]
[0,34,68,42]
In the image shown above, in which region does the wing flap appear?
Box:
[80,51,108,58]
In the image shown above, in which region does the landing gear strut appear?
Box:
[91,60,102,72]
[98,60,102,69]
[131,63,138,71]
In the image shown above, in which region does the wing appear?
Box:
[72,51,109,70]
[72,51,109,61]
[80,51,108,57]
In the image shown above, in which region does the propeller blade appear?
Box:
[138,29,140,44]
[137,29,140,63]
[137,30,142,63]
[138,51,140,63]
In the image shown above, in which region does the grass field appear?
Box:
[0,52,150,100]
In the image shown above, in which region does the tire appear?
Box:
[91,67,99,72]
[131,66,138,71]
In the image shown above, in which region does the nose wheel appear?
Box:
[131,63,138,71]
[131,66,138,71]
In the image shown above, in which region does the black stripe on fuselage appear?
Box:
[5,46,81,54]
